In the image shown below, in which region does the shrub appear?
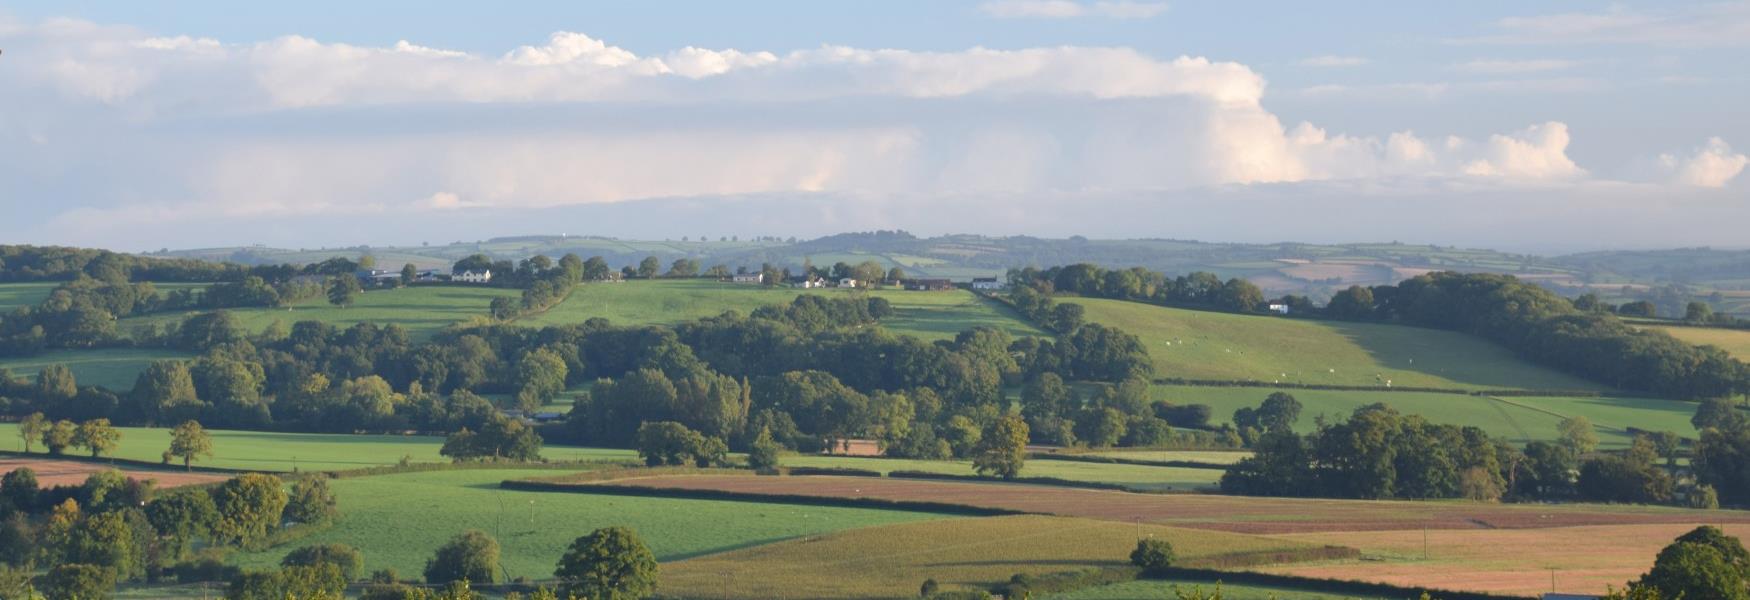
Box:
[283,477,339,525]
[554,526,659,600]
[424,529,500,584]
[281,543,364,581]
[42,563,115,600]
[1130,538,1176,575]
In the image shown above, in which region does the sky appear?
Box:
[1,1,1746,253]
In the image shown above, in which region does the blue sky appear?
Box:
[0,1,1745,251]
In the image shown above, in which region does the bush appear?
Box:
[920,578,939,597]
[42,563,115,600]
[174,552,242,583]
[424,529,500,584]
[281,543,364,581]
[283,477,339,525]
[1130,538,1176,575]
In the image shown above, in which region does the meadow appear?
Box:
[781,454,1223,491]
[660,514,1325,600]
[1076,298,1605,391]
[1648,325,1750,360]
[1154,385,1698,447]
[232,469,947,581]
[1079,450,1252,465]
[0,282,58,311]
[519,279,1041,341]
[0,347,190,390]
[0,423,636,471]
[120,285,518,340]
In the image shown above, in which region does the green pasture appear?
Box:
[0,423,635,471]
[0,347,190,390]
[519,279,1041,341]
[1155,385,1696,448]
[782,454,1222,491]
[121,285,518,340]
[0,282,58,312]
[231,469,946,581]
[1080,449,1253,465]
[1076,298,1606,392]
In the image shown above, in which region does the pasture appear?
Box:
[1154,385,1696,447]
[660,514,1326,600]
[0,347,190,390]
[1649,325,1750,360]
[0,282,57,311]
[518,279,1041,341]
[120,285,519,340]
[1076,298,1605,391]
[0,423,636,471]
[1079,449,1253,465]
[231,469,946,581]
[782,454,1223,491]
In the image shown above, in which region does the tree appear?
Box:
[747,427,781,471]
[41,563,114,600]
[514,348,569,413]
[36,364,78,403]
[43,420,76,455]
[132,361,202,424]
[1325,286,1375,319]
[972,415,1028,479]
[424,529,500,584]
[1129,538,1175,575]
[282,543,364,581]
[284,477,339,526]
[400,263,419,287]
[168,420,213,470]
[327,276,362,308]
[17,412,47,453]
[211,473,288,547]
[146,488,219,559]
[1,468,37,514]
[1636,526,1750,600]
[636,421,717,467]
[554,526,659,600]
[228,563,346,600]
[637,256,660,279]
[1559,416,1600,456]
[1687,301,1717,323]
[887,267,906,283]
[1256,392,1302,432]
[1695,397,1748,431]
[74,418,122,458]
[64,510,144,580]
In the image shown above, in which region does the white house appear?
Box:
[732,272,764,284]
[1267,303,1290,315]
[837,278,861,288]
[971,277,1005,291]
[789,275,825,288]
[455,269,492,284]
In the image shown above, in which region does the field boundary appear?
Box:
[1154,566,1526,600]
[1154,378,1605,398]
[0,449,250,476]
[886,469,1206,493]
[499,478,1027,516]
[1029,452,1231,471]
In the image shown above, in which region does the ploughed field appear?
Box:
[0,456,227,488]
[780,454,1224,491]
[1077,298,1606,391]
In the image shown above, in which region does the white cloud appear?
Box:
[1661,138,1749,187]
[1453,58,1578,74]
[1295,55,1369,67]
[1478,3,1750,47]
[1459,122,1584,181]
[979,0,1168,20]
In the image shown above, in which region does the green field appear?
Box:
[232,469,946,581]
[1042,579,1391,600]
[0,282,58,312]
[1080,450,1253,465]
[121,285,519,340]
[1155,385,1696,447]
[0,423,635,471]
[1077,299,1605,391]
[782,454,1223,491]
[0,347,190,390]
[520,280,1041,341]
[1650,325,1750,361]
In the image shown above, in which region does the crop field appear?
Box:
[121,285,518,340]
[519,280,1041,341]
[780,454,1223,491]
[1076,299,1604,391]
[1079,450,1253,465]
[0,347,191,390]
[0,282,58,311]
[0,457,227,488]
[0,423,636,471]
[1260,523,1750,596]
[661,514,1326,600]
[1043,580,1392,600]
[232,469,947,581]
[1648,325,1750,360]
[590,475,1750,535]
[1154,385,1695,447]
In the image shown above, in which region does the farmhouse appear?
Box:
[837,278,861,288]
[788,275,826,288]
[902,278,953,291]
[1268,303,1290,315]
[454,269,492,284]
[971,277,1005,291]
[822,438,883,457]
[731,272,765,284]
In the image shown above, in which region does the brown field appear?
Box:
[661,515,1336,600]
[1279,262,1382,282]
[1259,523,1750,596]
[588,475,1750,534]
[0,457,226,488]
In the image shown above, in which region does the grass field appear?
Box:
[0,423,636,471]
[1649,325,1750,360]
[1079,450,1253,465]
[0,282,57,311]
[661,514,1325,600]
[781,454,1223,491]
[520,280,1041,341]
[1043,579,1392,600]
[0,347,191,390]
[232,469,947,581]
[121,285,518,340]
[1076,299,1604,391]
[1154,385,1696,447]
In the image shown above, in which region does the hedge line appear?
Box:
[325,458,637,480]
[0,449,248,476]
[1177,545,1359,570]
[783,466,886,478]
[1154,378,1603,398]
[885,470,1156,492]
[1151,566,1525,600]
[498,479,1027,516]
[1029,452,1230,471]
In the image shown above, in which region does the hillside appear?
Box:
[1646,325,1750,361]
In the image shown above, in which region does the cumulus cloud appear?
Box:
[1661,138,1749,187]
[979,1,1168,20]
